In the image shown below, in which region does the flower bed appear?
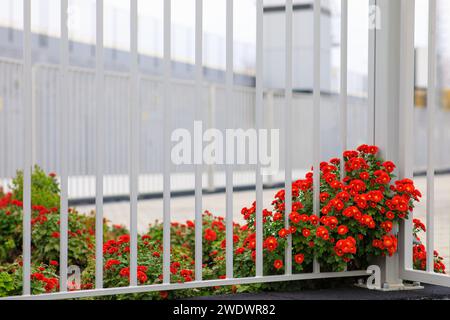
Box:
[0,146,446,299]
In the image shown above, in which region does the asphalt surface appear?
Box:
[191,284,450,300]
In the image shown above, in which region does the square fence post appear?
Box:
[372,0,402,289]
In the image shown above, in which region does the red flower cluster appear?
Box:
[30,268,59,293]
[372,235,398,256]
[204,228,217,242]
[252,145,428,273]
[412,218,446,274]
[334,237,357,258]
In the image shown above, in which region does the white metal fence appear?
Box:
[1,0,449,299]
[2,59,450,200]
[0,58,373,200]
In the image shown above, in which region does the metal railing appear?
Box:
[398,0,450,287]
[1,0,449,300]
[3,57,450,201]
[0,0,370,300]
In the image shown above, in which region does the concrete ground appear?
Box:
[190,284,450,300]
[75,175,450,266]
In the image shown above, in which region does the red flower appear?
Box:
[186,220,195,228]
[294,254,305,265]
[273,212,283,221]
[337,225,349,235]
[119,267,130,278]
[273,259,283,270]
[51,232,60,239]
[302,228,311,238]
[320,192,330,203]
[278,228,289,238]
[105,259,121,270]
[118,234,130,244]
[289,212,301,224]
[382,161,396,173]
[138,271,148,284]
[159,291,169,299]
[316,226,329,241]
[31,272,45,281]
[264,236,278,252]
[204,228,217,241]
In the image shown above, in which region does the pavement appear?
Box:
[190,284,450,300]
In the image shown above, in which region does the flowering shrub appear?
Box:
[412,219,446,273]
[0,147,447,298]
[242,145,424,273]
[11,166,61,209]
[0,260,59,297]
[0,193,96,267]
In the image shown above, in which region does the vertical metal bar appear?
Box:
[426,0,436,273]
[399,0,415,271]
[60,0,69,292]
[95,0,104,289]
[129,0,139,286]
[284,0,293,276]
[225,0,234,279]
[255,0,264,278]
[163,0,172,284]
[340,0,348,180]
[368,0,377,145]
[22,0,32,296]
[194,0,203,281]
[312,0,321,274]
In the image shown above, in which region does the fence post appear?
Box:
[372,0,410,289]
[398,0,416,276]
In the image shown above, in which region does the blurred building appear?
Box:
[263,0,332,92]
[438,0,450,109]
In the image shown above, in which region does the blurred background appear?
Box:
[0,0,449,263]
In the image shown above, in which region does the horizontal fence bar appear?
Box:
[401,269,450,288]
[3,271,369,300]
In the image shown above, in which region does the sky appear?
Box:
[0,0,433,76]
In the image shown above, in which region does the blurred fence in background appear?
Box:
[1,57,450,201]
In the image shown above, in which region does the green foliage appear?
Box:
[0,271,16,297]
[0,260,59,297]
[11,165,60,209]
[0,196,22,262]
[0,159,446,299]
